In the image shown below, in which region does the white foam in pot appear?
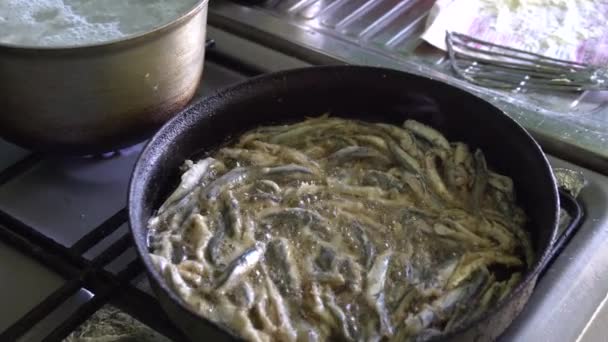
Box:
[0,0,200,47]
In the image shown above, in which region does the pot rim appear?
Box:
[0,0,209,51]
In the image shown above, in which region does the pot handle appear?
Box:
[539,188,585,274]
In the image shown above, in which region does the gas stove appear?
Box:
[1,10,608,342]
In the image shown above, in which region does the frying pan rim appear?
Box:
[128,64,559,340]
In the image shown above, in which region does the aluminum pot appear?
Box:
[0,0,209,154]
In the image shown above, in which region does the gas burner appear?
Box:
[83,143,144,160]
[83,151,122,160]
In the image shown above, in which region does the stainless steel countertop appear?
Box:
[503,156,608,342]
[207,0,608,175]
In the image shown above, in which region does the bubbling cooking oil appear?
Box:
[0,0,200,47]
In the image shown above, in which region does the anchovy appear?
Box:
[249,140,321,171]
[385,274,411,310]
[265,238,301,298]
[250,179,282,202]
[402,305,437,337]
[425,152,458,205]
[433,258,459,290]
[295,322,322,342]
[405,272,485,335]
[263,266,298,342]
[400,171,435,208]
[328,146,391,165]
[482,209,532,263]
[364,320,384,342]
[415,329,443,342]
[374,123,411,142]
[221,190,243,238]
[325,135,359,150]
[497,272,522,302]
[270,120,340,144]
[493,189,516,218]
[471,149,489,212]
[153,188,201,232]
[339,257,363,293]
[353,135,389,152]
[336,208,386,234]
[374,123,422,158]
[315,245,338,271]
[352,223,376,269]
[453,143,471,166]
[403,120,450,150]
[416,270,489,334]
[327,179,388,200]
[361,170,403,191]
[164,258,197,300]
[366,252,394,337]
[216,243,265,293]
[387,140,421,174]
[159,158,222,213]
[434,271,486,314]
[324,291,359,341]
[205,215,227,266]
[402,211,434,235]
[447,252,523,289]
[262,164,314,176]
[201,167,253,203]
[237,131,273,146]
[183,214,213,261]
[305,282,333,325]
[313,272,346,287]
[230,281,256,309]
[253,290,279,332]
[236,124,289,145]
[511,224,535,269]
[261,208,331,237]
[488,171,515,195]
[230,309,269,342]
[219,147,278,166]
[432,222,493,248]
[392,289,417,325]
[446,278,502,331]
[255,179,281,193]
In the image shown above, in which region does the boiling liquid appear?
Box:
[0,0,200,47]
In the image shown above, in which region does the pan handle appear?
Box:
[538,188,585,275]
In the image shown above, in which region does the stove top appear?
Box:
[1,31,608,342]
